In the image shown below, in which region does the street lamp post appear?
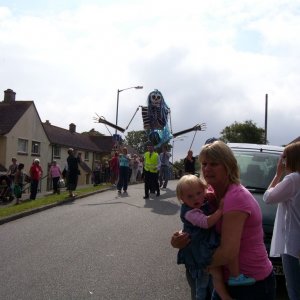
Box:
[171,136,186,164]
[115,86,143,134]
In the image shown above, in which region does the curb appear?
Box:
[0,187,111,225]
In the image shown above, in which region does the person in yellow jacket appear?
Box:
[143,143,160,199]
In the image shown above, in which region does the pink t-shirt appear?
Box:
[216,184,273,281]
[49,165,61,178]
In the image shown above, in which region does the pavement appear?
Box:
[0,184,113,225]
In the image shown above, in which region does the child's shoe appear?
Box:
[228,274,256,286]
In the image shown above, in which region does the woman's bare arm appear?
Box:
[210,211,248,267]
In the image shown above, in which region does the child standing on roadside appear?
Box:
[176,175,255,300]
[14,163,24,204]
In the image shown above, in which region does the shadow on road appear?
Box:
[144,197,180,215]
[143,188,180,216]
[82,188,180,216]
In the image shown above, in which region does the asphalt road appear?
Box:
[0,181,288,300]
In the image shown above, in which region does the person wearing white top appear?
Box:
[130,154,139,184]
[137,158,144,181]
[263,141,300,300]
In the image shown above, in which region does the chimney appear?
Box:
[4,89,16,103]
[69,123,76,133]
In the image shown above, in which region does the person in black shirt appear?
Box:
[67,148,80,197]
[184,150,196,175]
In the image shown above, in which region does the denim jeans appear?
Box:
[282,254,300,300]
[211,270,276,300]
[186,268,213,300]
[117,166,129,191]
[159,165,169,187]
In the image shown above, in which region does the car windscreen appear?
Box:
[232,150,281,190]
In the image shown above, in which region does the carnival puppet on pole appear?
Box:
[95,89,206,149]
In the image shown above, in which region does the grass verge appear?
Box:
[0,184,110,220]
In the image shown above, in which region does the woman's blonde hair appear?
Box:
[285,141,300,172]
[198,141,240,184]
[176,174,207,202]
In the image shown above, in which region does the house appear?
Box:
[0,89,50,192]
[42,121,114,187]
[0,88,116,192]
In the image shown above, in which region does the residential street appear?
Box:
[0,181,288,300]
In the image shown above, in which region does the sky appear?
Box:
[1,0,300,161]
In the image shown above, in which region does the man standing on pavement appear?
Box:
[143,143,160,199]
[159,145,171,188]
[67,148,80,198]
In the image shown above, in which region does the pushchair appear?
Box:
[0,175,14,203]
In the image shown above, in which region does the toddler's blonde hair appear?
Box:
[176,174,207,203]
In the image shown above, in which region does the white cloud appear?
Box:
[1,0,300,161]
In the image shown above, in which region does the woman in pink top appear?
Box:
[172,141,276,300]
[49,160,62,194]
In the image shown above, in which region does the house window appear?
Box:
[95,153,101,161]
[84,151,89,161]
[53,145,61,158]
[31,141,41,155]
[18,138,28,154]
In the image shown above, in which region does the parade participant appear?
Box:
[137,156,144,182]
[117,147,130,194]
[130,154,139,184]
[159,146,171,188]
[143,143,160,199]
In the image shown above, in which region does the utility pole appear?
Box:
[264,94,268,144]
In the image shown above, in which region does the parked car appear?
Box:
[228,143,285,276]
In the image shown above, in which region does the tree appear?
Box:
[81,128,105,136]
[124,130,149,154]
[220,120,266,144]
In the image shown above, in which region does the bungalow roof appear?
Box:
[0,101,33,135]
[43,122,101,152]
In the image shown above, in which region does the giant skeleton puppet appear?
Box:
[95,89,206,149]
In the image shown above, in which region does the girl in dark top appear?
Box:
[14,163,24,204]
